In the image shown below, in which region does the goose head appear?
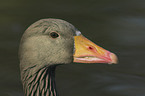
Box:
[19,18,118,95]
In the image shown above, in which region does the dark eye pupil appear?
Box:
[50,32,59,38]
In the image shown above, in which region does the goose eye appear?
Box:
[49,32,59,38]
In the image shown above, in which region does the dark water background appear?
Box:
[1,0,145,96]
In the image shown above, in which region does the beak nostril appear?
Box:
[88,46,98,53]
[88,46,93,50]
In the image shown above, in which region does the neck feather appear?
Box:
[23,66,58,96]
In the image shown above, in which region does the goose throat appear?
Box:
[23,66,57,96]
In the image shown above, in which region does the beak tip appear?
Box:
[109,53,118,64]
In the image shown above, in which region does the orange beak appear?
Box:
[73,35,118,64]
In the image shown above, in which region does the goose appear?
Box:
[19,18,118,96]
